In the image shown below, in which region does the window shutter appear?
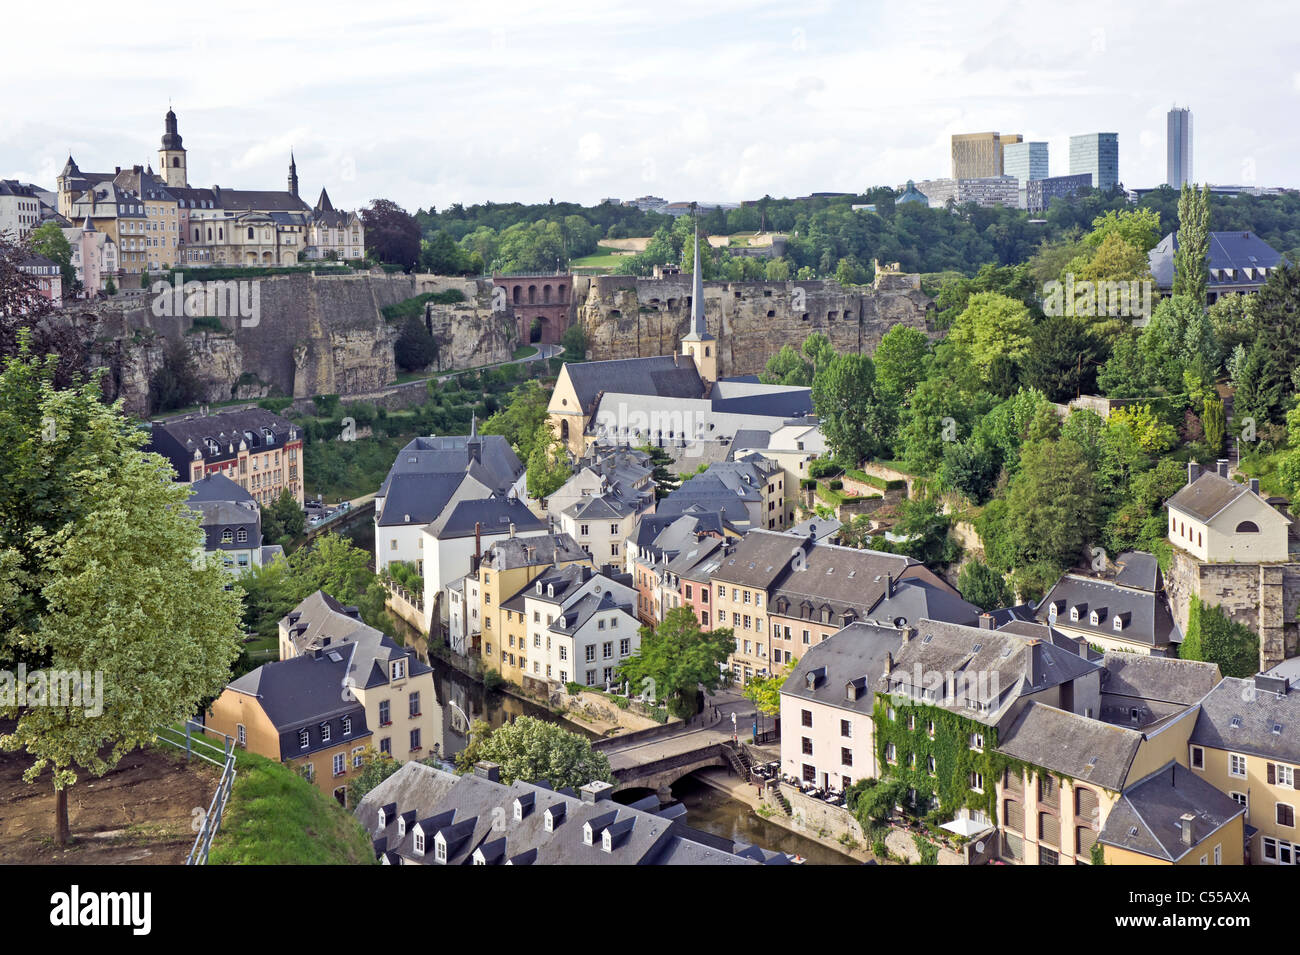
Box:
[1039,812,1059,847]
[1004,800,1023,832]
[1077,826,1098,855]
[1076,787,1098,820]
[1293,769,1299,791]
[1005,769,1023,795]
[1268,762,1276,785]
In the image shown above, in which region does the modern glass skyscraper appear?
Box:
[1167,107,1193,188]
[1069,133,1119,191]
[1003,141,1049,183]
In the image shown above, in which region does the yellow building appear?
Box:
[1188,674,1300,865]
[474,533,591,686]
[207,589,437,806]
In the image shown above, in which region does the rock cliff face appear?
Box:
[578,271,935,374]
[81,272,514,416]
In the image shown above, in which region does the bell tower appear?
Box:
[158,108,187,188]
[679,223,717,384]
[288,152,299,199]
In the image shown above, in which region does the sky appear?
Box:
[3,0,1298,213]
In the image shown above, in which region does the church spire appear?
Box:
[288,152,299,198]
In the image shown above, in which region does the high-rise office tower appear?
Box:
[1069,132,1119,191]
[952,132,1022,178]
[1167,107,1193,188]
[1003,141,1049,183]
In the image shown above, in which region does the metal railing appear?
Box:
[155,720,237,865]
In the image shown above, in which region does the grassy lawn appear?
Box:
[207,749,376,865]
[571,245,632,272]
[512,345,538,360]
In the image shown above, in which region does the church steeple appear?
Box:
[679,218,716,384]
[158,107,187,188]
[288,152,299,198]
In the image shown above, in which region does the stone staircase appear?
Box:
[722,741,752,781]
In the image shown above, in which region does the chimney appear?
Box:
[1179,811,1195,846]
[979,612,995,630]
[1187,461,1202,485]
[1026,639,1042,686]
[1217,459,1229,478]
[900,626,915,644]
[509,522,516,539]
[882,651,894,679]
[474,522,482,567]
[474,761,501,782]
[1250,478,1260,495]
[580,780,613,804]
[885,573,894,598]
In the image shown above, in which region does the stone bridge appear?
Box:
[596,699,757,799]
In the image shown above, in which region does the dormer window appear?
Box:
[583,823,595,845]
[342,716,352,735]
[391,659,406,682]
[1047,603,1058,622]
[397,816,406,837]
[435,835,447,862]
[413,830,424,855]
[221,529,233,543]
[1069,606,1080,622]
[1113,615,1124,631]
[298,728,309,749]
[1089,611,1099,625]
[377,808,387,828]
[320,721,331,742]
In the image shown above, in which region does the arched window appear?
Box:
[1236,521,1260,533]
[248,227,255,239]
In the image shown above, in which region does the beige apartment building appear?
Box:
[951,131,1021,178]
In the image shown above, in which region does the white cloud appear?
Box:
[0,0,1296,209]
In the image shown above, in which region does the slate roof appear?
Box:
[214,187,311,213]
[564,355,705,413]
[877,618,1102,726]
[1037,573,1179,648]
[358,762,770,865]
[483,533,587,571]
[226,649,371,759]
[997,701,1143,791]
[1100,653,1221,706]
[1113,551,1161,592]
[1190,676,1300,764]
[1166,471,1253,522]
[376,433,522,528]
[866,579,982,629]
[186,472,254,504]
[149,407,298,476]
[782,622,903,715]
[427,497,544,540]
[276,590,432,687]
[1148,231,1283,291]
[1099,762,1245,862]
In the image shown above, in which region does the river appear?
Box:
[329,505,858,863]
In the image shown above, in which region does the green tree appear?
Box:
[801,332,836,376]
[394,315,437,372]
[743,666,793,717]
[262,488,305,546]
[1082,207,1163,255]
[977,436,1098,601]
[1252,259,1300,402]
[0,339,243,843]
[560,323,587,362]
[27,222,77,293]
[1172,183,1211,305]
[1179,597,1258,678]
[453,716,611,789]
[873,324,931,404]
[346,747,403,806]
[811,352,889,466]
[760,344,813,386]
[526,427,570,500]
[482,379,550,460]
[947,292,1033,373]
[148,335,202,414]
[957,561,1011,612]
[616,607,734,719]
[637,444,680,499]
[1021,315,1107,402]
[1203,395,1226,457]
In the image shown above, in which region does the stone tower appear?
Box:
[288,153,299,199]
[158,108,187,189]
[679,223,716,384]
